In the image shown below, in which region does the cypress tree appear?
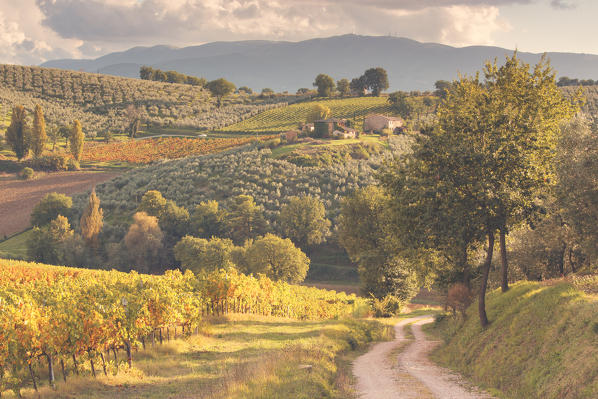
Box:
[69,120,85,161]
[80,188,103,247]
[31,104,47,158]
[5,105,30,160]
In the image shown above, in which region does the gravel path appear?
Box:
[353,315,495,399]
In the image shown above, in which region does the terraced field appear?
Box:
[221,96,397,132]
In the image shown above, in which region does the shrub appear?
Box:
[446,283,472,317]
[67,158,80,171]
[370,294,403,317]
[19,167,35,180]
[31,154,69,171]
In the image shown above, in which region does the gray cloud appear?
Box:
[550,0,577,9]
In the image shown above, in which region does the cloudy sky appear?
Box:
[1,0,596,65]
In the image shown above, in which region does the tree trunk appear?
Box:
[72,354,79,375]
[28,363,38,392]
[479,231,495,328]
[500,228,509,292]
[99,352,108,376]
[60,358,67,383]
[89,353,96,378]
[557,243,567,276]
[46,354,55,388]
[125,341,132,369]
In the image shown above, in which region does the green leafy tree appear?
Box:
[158,201,190,248]
[5,105,30,160]
[363,67,389,96]
[337,186,419,300]
[278,196,331,250]
[244,234,309,283]
[206,78,236,107]
[174,236,236,273]
[238,86,253,94]
[69,120,84,161]
[137,190,168,217]
[27,215,74,264]
[31,104,47,158]
[80,188,103,247]
[306,104,331,123]
[380,53,579,326]
[139,66,153,80]
[350,76,367,96]
[313,74,335,97]
[31,193,73,227]
[191,200,227,239]
[226,195,268,244]
[337,78,350,96]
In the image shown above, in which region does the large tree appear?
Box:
[31,104,47,158]
[206,78,236,107]
[278,196,330,251]
[243,234,309,283]
[174,236,236,273]
[337,186,419,300]
[380,54,578,326]
[191,200,227,239]
[124,212,164,273]
[5,105,30,160]
[69,120,85,161]
[31,193,73,227]
[313,74,335,97]
[226,195,268,245]
[337,78,350,97]
[363,67,389,96]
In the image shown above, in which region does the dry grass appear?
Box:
[6,314,390,399]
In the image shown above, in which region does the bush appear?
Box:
[19,167,35,180]
[67,158,80,171]
[446,283,472,317]
[370,294,403,317]
[31,154,69,171]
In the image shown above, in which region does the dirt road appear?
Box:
[353,315,495,399]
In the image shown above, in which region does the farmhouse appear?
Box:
[363,114,404,133]
[314,118,353,138]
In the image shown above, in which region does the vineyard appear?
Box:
[81,136,274,164]
[0,259,365,395]
[221,97,397,133]
[0,64,293,135]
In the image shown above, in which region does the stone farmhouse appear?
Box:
[363,114,404,134]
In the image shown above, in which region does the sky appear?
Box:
[1,0,597,65]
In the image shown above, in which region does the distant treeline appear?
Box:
[139,66,207,86]
[557,77,598,87]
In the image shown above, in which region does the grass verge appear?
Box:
[425,281,598,399]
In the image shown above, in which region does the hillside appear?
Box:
[427,280,598,398]
[42,34,598,92]
[0,64,289,134]
[222,97,395,133]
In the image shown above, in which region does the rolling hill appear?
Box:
[42,34,598,92]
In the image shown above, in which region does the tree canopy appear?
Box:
[206,78,236,107]
[313,74,335,97]
[6,105,30,160]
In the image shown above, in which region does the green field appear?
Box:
[221,97,396,133]
[0,229,32,259]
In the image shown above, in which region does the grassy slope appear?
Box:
[0,229,32,259]
[222,97,396,133]
[12,314,392,399]
[426,281,598,399]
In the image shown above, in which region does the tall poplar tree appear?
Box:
[80,188,103,247]
[69,120,85,161]
[31,104,47,158]
[5,105,30,160]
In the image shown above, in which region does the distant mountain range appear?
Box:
[41,34,598,92]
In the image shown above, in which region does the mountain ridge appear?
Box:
[41,34,598,91]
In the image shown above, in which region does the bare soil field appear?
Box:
[0,171,120,237]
